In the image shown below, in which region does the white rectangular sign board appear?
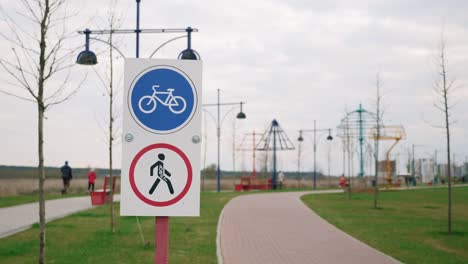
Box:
[120,58,202,216]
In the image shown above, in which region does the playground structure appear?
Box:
[337,104,377,179]
[369,125,406,187]
[256,119,295,189]
[235,120,294,191]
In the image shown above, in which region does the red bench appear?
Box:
[235,176,270,191]
[90,176,116,205]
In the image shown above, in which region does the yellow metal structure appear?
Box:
[369,126,406,187]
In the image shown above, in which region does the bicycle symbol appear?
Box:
[138,85,187,114]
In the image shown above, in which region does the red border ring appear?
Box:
[129,143,192,207]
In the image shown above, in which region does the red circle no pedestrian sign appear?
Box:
[129,143,192,207]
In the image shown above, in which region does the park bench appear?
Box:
[235,176,269,191]
[90,176,117,205]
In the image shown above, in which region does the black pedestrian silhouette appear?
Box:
[149,153,174,195]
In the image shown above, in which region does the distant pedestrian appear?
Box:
[88,168,96,192]
[60,161,73,194]
[278,171,285,189]
[339,175,346,188]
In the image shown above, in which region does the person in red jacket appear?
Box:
[339,175,347,189]
[88,168,97,192]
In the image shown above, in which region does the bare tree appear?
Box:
[373,73,384,209]
[91,1,124,232]
[433,35,456,234]
[0,1,83,263]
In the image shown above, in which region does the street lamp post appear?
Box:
[203,89,246,192]
[298,120,333,190]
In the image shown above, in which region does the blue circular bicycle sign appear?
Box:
[128,65,197,134]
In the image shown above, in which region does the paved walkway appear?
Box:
[218,191,400,264]
[0,195,120,238]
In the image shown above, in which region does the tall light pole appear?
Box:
[297,135,303,187]
[298,121,333,190]
[203,89,246,192]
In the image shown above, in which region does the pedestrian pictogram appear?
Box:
[149,153,174,195]
[129,66,197,134]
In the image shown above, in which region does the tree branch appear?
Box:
[0,89,36,103]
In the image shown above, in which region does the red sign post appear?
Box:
[155,217,170,263]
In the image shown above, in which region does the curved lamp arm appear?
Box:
[149,35,187,58]
[220,106,239,129]
[202,108,217,125]
[89,37,126,58]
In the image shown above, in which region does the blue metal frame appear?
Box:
[77,0,199,62]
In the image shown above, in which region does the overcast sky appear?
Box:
[1,0,468,176]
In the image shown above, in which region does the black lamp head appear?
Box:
[327,135,333,141]
[178,48,201,60]
[236,111,246,119]
[298,130,304,142]
[76,50,97,65]
[76,29,97,65]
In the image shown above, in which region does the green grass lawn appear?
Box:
[0,191,239,264]
[302,186,468,264]
[0,193,88,208]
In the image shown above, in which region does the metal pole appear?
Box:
[186,27,192,49]
[84,29,91,51]
[298,139,302,188]
[342,139,346,176]
[358,104,364,177]
[217,89,221,192]
[273,126,277,189]
[435,149,438,183]
[313,120,317,190]
[136,0,141,58]
[253,131,256,180]
[328,139,331,187]
[412,144,415,185]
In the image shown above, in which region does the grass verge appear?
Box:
[0,191,239,264]
[301,186,468,264]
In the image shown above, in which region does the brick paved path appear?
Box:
[218,191,400,264]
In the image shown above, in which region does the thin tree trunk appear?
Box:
[446,101,452,234]
[374,76,381,209]
[38,1,50,262]
[38,103,46,264]
[109,31,115,233]
[442,59,452,234]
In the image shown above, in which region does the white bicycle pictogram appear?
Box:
[138,85,187,114]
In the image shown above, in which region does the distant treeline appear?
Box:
[0,164,336,180]
[200,164,336,180]
[0,165,121,179]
